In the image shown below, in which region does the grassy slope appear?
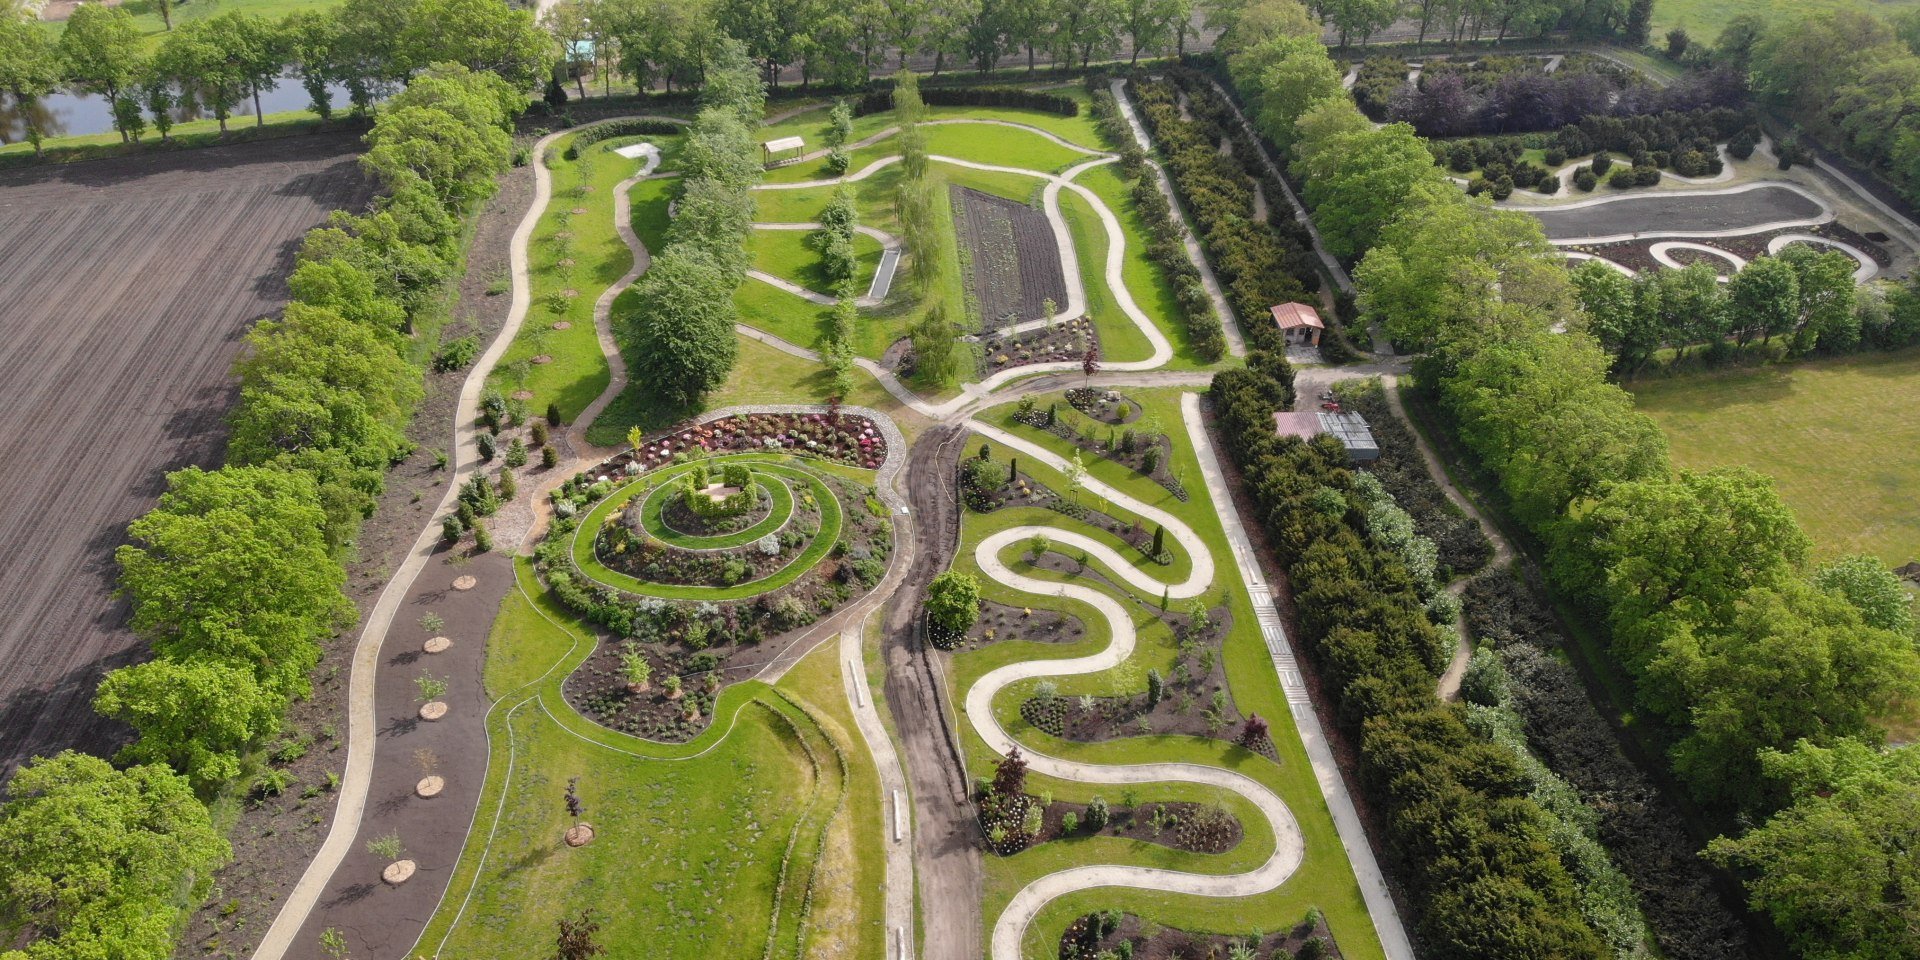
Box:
[954,389,1385,958]
[1629,348,1920,564]
[422,560,859,960]
[1651,0,1920,39]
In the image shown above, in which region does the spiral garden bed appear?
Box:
[536,443,895,742]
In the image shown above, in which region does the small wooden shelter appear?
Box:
[1271,302,1325,346]
[762,136,805,167]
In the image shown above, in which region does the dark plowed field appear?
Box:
[951,184,1068,329]
[0,134,370,774]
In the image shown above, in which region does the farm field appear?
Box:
[0,133,368,774]
[952,184,1070,327]
[1630,348,1920,565]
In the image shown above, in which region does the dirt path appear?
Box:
[880,425,984,960]
[1380,377,1515,701]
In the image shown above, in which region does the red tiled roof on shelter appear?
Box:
[1271,302,1324,331]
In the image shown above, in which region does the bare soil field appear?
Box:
[0,132,370,775]
[952,184,1068,329]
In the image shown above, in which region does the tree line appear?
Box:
[0,65,525,960]
[0,0,548,154]
[620,38,764,409]
[1217,1,1920,957]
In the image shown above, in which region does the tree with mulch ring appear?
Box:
[1058,908,1345,960]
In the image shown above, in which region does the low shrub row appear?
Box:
[0,64,529,960]
[1462,572,1756,960]
[853,85,1078,117]
[1209,361,1611,960]
[563,116,685,158]
[1331,380,1493,581]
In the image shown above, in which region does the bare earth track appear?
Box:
[0,134,370,774]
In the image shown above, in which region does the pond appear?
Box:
[0,75,352,143]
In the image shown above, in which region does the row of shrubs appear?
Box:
[853,85,1079,117]
[0,65,529,960]
[1209,361,1615,959]
[563,116,686,159]
[1085,82,1227,361]
[1461,572,1756,960]
[1126,72,1330,359]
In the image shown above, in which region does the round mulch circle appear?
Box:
[424,636,452,654]
[531,355,553,365]
[419,701,448,721]
[557,258,576,268]
[383,860,417,885]
[511,390,535,401]
[571,207,587,215]
[552,320,573,330]
[453,575,477,591]
[563,289,580,298]
[565,824,596,847]
[416,775,445,798]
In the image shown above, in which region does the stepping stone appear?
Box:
[416,775,445,798]
[419,701,448,721]
[424,637,452,654]
[453,575,477,591]
[383,860,417,885]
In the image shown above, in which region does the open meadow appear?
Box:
[1630,348,1920,565]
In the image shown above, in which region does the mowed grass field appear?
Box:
[1630,348,1920,565]
[1650,0,1920,37]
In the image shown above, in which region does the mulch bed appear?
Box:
[587,410,889,474]
[1566,220,1893,275]
[980,789,1245,858]
[952,183,1069,328]
[961,468,1169,567]
[1665,246,1738,275]
[1066,387,1145,425]
[1014,603,1277,759]
[963,600,1087,648]
[172,153,535,960]
[1059,911,1344,960]
[558,472,893,742]
[596,486,818,586]
[1008,405,1189,502]
[978,316,1101,375]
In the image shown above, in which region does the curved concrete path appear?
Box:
[961,402,1415,960]
[246,119,599,960]
[1559,250,1637,276]
[1768,233,1879,281]
[1650,240,1746,273]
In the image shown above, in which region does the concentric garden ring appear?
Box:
[637,463,798,550]
[571,455,843,601]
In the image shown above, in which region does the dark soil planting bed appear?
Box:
[979,315,1100,374]
[952,183,1069,327]
[1058,911,1344,960]
[597,411,889,473]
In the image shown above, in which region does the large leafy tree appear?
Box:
[926,571,982,634]
[0,752,228,960]
[1708,738,1920,960]
[0,18,60,157]
[626,247,740,408]
[1814,555,1919,636]
[116,466,351,700]
[227,303,421,471]
[155,19,250,134]
[1725,254,1798,345]
[361,66,519,207]
[94,659,283,793]
[1298,122,1445,260]
[57,5,144,143]
[402,0,552,89]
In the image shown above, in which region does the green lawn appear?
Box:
[746,227,884,297]
[486,132,673,423]
[1650,0,1920,39]
[422,561,862,960]
[1629,348,1920,565]
[951,389,1386,958]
